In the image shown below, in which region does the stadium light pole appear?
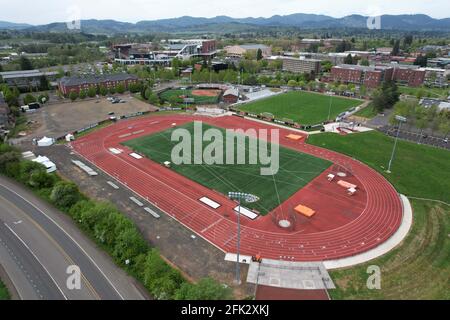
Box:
[387,115,407,173]
[228,191,251,285]
[327,91,333,121]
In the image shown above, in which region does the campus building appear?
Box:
[58,73,139,95]
[0,69,58,89]
[224,44,272,58]
[331,64,427,88]
[282,57,321,75]
[114,39,217,65]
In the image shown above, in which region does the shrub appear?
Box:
[87,87,97,98]
[113,227,148,264]
[50,181,82,210]
[69,91,78,101]
[23,94,36,105]
[29,171,56,189]
[175,278,233,300]
[79,90,87,99]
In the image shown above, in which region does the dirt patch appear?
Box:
[25,96,157,140]
[191,89,222,97]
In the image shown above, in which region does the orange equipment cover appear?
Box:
[286,134,303,141]
[337,180,357,189]
[294,204,316,217]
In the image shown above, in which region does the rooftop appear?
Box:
[0,69,58,79]
[59,73,138,87]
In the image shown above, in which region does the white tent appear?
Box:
[32,156,57,173]
[37,136,55,147]
[65,134,75,142]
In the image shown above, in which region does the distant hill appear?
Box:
[1,14,450,34]
[0,21,32,30]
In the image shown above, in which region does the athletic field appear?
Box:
[122,122,331,214]
[238,91,362,125]
[160,89,221,105]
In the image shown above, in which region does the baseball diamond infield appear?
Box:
[71,114,403,262]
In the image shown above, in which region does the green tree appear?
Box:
[148,93,159,105]
[19,56,33,70]
[50,181,82,210]
[344,54,354,64]
[113,227,148,264]
[39,75,49,91]
[256,48,263,61]
[37,93,49,104]
[116,83,125,94]
[29,171,56,189]
[321,60,333,72]
[391,40,400,55]
[360,58,370,66]
[287,80,298,87]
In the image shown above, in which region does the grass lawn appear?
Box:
[353,103,378,119]
[122,122,331,214]
[238,91,362,126]
[0,280,10,300]
[308,131,450,203]
[308,131,450,299]
[160,89,220,105]
[398,86,449,99]
[329,199,449,300]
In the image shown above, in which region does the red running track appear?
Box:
[71,114,403,262]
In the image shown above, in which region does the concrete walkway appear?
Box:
[323,194,413,269]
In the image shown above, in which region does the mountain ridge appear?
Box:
[2,13,450,34]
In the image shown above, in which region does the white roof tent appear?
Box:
[32,155,57,173]
[37,136,55,147]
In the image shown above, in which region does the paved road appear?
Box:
[0,177,147,300]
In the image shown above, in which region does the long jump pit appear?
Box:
[71,114,404,263]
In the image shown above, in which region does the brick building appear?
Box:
[222,87,239,104]
[58,73,139,95]
[331,64,425,88]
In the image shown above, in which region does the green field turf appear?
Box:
[122,122,331,214]
[308,131,450,203]
[160,89,220,105]
[238,91,362,125]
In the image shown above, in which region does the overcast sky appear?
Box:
[1,0,449,25]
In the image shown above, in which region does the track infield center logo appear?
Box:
[170,121,280,176]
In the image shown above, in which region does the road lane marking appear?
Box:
[0,183,125,300]
[0,192,101,300]
[4,222,68,300]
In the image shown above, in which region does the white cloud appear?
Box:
[0,0,449,25]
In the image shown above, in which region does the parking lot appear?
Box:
[379,125,450,150]
[23,95,157,140]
